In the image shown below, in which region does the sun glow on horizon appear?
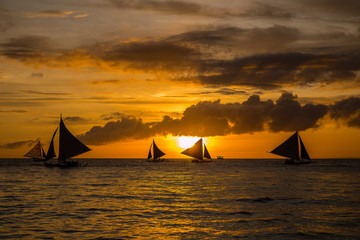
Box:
[177,136,199,149]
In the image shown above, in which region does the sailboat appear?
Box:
[44,115,91,167]
[24,140,46,161]
[181,138,212,162]
[269,131,311,164]
[147,139,166,162]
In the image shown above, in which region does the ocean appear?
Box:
[0,158,359,239]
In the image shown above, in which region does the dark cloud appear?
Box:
[91,79,121,85]
[1,27,359,90]
[240,2,293,18]
[0,139,38,149]
[0,109,28,113]
[195,52,360,89]
[89,27,359,89]
[0,35,56,61]
[79,116,153,145]
[268,92,328,132]
[302,0,360,16]
[64,116,87,122]
[329,97,360,128]
[19,90,71,95]
[0,8,14,33]
[109,0,293,19]
[94,40,201,71]
[191,88,247,96]
[168,25,301,53]
[30,72,44,78]
[101,112,126,121]
[79,92,328,145]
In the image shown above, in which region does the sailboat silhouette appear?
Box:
[24,140,46,161]
[44,115,91,167]
[147,139,166,162]
[270,131,311,164]
[181,138,212,162]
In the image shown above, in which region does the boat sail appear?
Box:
[24,141,46,161]
[44,115,91,167]
[45,128,57,160]
[147,139,166,162]
[181,138,212,162]
[270,131,311,164]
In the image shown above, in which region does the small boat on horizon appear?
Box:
[44,115,91,168]
[181,138,212,163]
[147,139,166,162]
[24,140,47,161]
[217,156,224,159]
[269,131,312,165]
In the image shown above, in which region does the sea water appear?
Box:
[0,158,359,239]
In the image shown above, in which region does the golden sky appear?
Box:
[1,0,360,158]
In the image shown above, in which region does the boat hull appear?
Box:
[284,159,312,165]
[192,159,212,163]
[147,158,165,162]
[32,158,46,162]
[44,159,81,168]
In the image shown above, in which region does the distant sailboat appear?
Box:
[181,138,212,162]
[44,115,91,167]
[270,131,311,164]
[147,139,166,162]
[24,141,46,161]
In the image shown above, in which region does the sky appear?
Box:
[0,0,360,158]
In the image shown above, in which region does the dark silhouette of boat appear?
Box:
[24,140,46,161]
[270,131,312,164]
[147,139,166,162]
[44,115,91,167]
[181,138,212,162]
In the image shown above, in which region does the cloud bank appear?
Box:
[79,92,331,145]
[1,25,359,90]
[3,93,360,148]
[329,97,360,128]
[109,0,293,19]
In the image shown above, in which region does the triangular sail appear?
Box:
[299,136,310,160]
[42,148,46,159]
[58,117,90,161]
[147,144,152,160]
[153,140,165,160]
[24,141,42,159]
[270,132,300,160]
[46,128,57,160]
[181,138,203,160]
[204,144,211,160]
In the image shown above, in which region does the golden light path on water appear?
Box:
[0,158,359,239]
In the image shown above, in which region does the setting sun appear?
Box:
[177,136,199,149]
